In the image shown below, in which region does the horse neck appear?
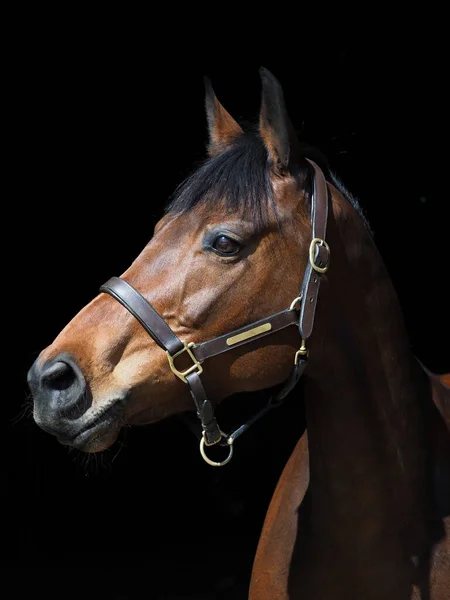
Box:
[303,184,430,562]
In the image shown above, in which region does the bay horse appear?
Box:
[27,68,449,599]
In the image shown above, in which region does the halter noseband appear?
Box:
[100,159,330,466]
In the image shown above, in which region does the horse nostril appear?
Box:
[42,361,77,392]
[32,354,91,421]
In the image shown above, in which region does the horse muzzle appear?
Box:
[27,352,123,451]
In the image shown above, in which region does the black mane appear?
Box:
[166,132,274,229]
[166,130,371,234]
[329,171,373,235]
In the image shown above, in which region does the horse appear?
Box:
[27,68,449,599]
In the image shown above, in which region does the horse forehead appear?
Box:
[133,209,213,271]
[154,209,211,238]
[142,213,200,258]
[154,206,254,243]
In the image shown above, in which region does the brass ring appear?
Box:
[200,434,234,467]
[289,295,303,310]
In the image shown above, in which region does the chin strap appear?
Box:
[179,351,307,466]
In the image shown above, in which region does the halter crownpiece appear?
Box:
[99,159,330,466]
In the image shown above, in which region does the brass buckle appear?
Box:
[166,342,203,383]
[309,237,330,273]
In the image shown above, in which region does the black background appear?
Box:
[7,17,449,600]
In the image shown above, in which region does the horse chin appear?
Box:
[57,417,121,453]
[77,427,120,453]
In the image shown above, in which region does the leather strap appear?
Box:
[100,277,222,445]
[227,355,307,442]
[273,356,308,404]
[193,308,298,362]
[100,277,184,356]
[101,277,299,364]
[299,159,330,340]
[185,371,221,445]
[99,279,299,446]
[181,356,308,445]
[182,341,306,446]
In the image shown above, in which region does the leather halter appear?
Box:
[100,159,330,466]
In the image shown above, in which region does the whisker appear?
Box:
[10,395,34,425]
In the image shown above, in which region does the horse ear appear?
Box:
[204,77,244,156]
[258,67,301,174]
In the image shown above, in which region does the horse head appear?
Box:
[28,69,323,457]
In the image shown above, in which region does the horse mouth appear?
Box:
[56,403,122,452]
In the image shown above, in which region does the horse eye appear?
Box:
[212,235,241,256]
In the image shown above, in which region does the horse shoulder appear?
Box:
[420,370,450,599]
[433,372,450,429]
[249,431,309,600]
